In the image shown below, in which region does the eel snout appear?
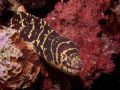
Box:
[61,51,83,75]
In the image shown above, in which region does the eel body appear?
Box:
[4,11,83,75]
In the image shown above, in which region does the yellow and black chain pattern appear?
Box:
[5,11,83,75]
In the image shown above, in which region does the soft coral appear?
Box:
[44,0,117,87]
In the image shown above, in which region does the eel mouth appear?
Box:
[61,59,83,75]
[62,65,81,75]
[45,60,82,76]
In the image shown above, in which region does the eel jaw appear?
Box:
[60,52,83,75]
[62,65,81,75]
[61,59,83,75]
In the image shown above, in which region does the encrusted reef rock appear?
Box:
[0,26,41,90]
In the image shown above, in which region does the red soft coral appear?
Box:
[44,0,117,88]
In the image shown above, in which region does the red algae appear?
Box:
[43,0,119,88]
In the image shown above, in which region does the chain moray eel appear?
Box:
[4,11,83,75]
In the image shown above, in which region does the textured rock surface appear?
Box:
[0,26,41,90]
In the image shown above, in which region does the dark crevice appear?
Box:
[1,10,14,24]
[24,0,59,18]
[89,54,120,90]
[103,8,112,16]
[63,0,70,3]
[98,19,108,25]
[97,31,102,38]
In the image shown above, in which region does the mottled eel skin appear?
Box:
[4,11,83,75]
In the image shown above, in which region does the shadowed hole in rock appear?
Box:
[97,31,103,38]
[103,8,112,16]
[98,18,108,25]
